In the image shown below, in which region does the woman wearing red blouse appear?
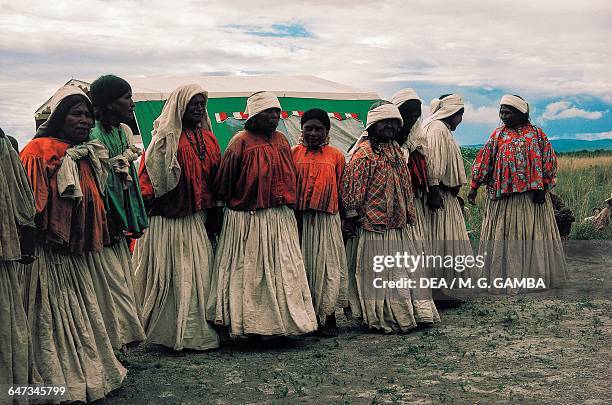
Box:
[19,86,126,401]
[133,84,221,351]
[292,108,348,337]
[468,95,567,293]
[209,91,317,338]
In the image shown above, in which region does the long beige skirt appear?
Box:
[478,192,567,293]
[0,261,29,385]
[132,211,219,351]
[19,245,127,402]
[352,227,440,333]
[87,239,146,349]
[209,206,317,337]
[424,189,473,283]
[301,211,348,322]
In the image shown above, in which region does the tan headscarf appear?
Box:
[245,91,281,124]
[347,103,403,158]
[391,88,428,156]
[37,85,109,199]
[500,95,529,114]
[144,84,211,198]
[422,94,464,128]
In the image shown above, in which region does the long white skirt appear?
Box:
[0,261,29,385]
[301,211,348,322]
[424,189,473,284]
[19,246,127,402]
[133,211,219,351]
[209,206,317,337]
[87,239,146,349]
[351,227,440,333]
[478,192,567,293]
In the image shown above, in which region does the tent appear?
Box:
[35,75,380,153]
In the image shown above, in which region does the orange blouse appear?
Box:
[20,137,110,253]
[214,130,297,211]
[291,144,344,214]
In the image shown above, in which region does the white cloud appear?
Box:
[540,101,606,121]
[1,0,611,145]
[573,131,612,141]
[463,103,500,124]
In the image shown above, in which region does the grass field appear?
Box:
[460,149,612,240]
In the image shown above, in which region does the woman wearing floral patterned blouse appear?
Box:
[468,95,567,293]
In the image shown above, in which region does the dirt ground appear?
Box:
[104,245,611,405]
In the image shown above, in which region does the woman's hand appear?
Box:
[532,190,546,204]
[467,188,478,205]
[427,186,444,211]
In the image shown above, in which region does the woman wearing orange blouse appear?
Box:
[19,86,126,401]
[469,95,567,293]
[292,109,348,337]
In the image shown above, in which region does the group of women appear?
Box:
[0,76,567,402]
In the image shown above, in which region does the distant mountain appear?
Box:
[463,138,612,153]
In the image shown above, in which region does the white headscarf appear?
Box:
[36,85,109,199]
[365,103,403,129]
[347,103,403,158]
[422,94,464,128]
[144,84,211,198]
[391,88,428,156]
[245,91,281,123]
[500,95,529,114]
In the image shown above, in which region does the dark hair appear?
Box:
[89,74,132,133]
[397,99,421,115]
[35,94,94,139]
[244,116,259,132]
[300,108,331,131]
[439,94,452,99]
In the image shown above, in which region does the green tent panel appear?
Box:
[135,97,377,151]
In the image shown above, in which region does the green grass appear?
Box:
[460,148,612,240]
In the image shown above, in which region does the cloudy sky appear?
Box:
[1,0,610,146]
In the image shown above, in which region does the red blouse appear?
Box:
[291,144,345,214]
[471,124,557,200]
[407,151,428,193]
[214,130,297,211]
[20,137,110,253]
[139,129,221,218]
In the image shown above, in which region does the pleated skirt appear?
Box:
[478,192,567,293]
[132,211,219,351]
[351,227,440,333]
[300,211,348,322]
[87,239,146,349]
[19,245,127,402]
[0,261,29,385]
[209,206,317,337]
[424,189,473,283]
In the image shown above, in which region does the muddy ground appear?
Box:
[104,245,611,404]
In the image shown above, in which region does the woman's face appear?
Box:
[182,93,206,128]
[372,118,401,142]
[109,91,135,123]
[500,105,522,128]
[447,111,464,131]
[61,102,94,143]
[302,118,328,147]
[255,108,281,134]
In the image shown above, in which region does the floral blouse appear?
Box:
[471,124,557,200]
